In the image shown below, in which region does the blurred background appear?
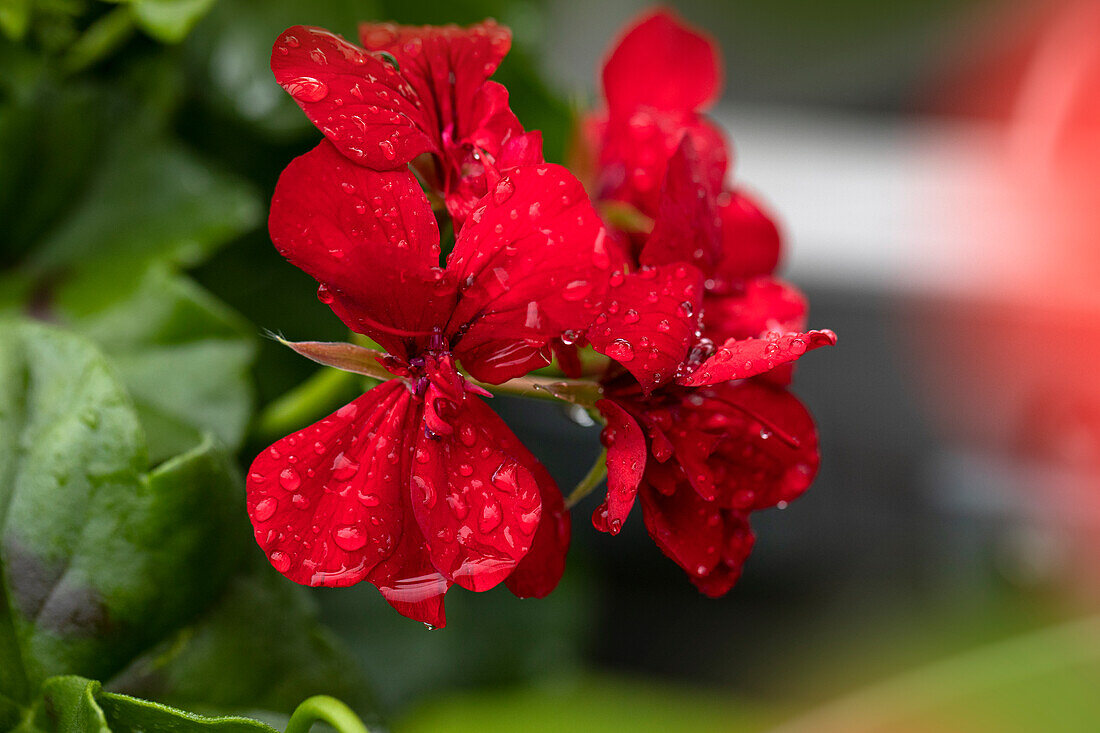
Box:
[5,0,1100,730]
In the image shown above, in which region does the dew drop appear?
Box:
[331,453,359,480]
[270,551,292,573]
[334,524,367,551]
[561,280,592,301]
[478,499,503,533]
[254,497,278,522]
[283,77,329,103]
[491,462,519,494]
[279,468,301,491]
[492,176,515,204]
[605,338,635,362]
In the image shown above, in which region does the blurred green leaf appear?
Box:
[0,320,242,704]
[25,675,280,732]
[60,5,134,73]
[72,266,258,463]
[397,676,776,733]
[0,0,31,41]
[0,84,107,262]
[24,124,261,315]
[184,0,379,138]
[111,570,375,718]
[317,558,593,712]
[128,0,217,44]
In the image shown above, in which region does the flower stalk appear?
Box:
[285,696,370,733]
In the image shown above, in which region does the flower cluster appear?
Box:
[248,9,834,627]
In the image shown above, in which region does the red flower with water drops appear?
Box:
[272,22,541,231]
[580,8,728,216]
[568,11,835,593]
[249,140,610,626]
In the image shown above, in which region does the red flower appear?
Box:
[249,141,608,626]
[272,22,540,230]
[573,9,835,594]
[596,377,818,595]
[582,8,728,215]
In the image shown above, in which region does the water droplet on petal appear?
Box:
[270,551,292,573]
[478,498,503,533]
[283,76,329,103]
[334,524,367,551]
[254,497,278,522]
[561,280,593,301]
[492,176,515,204]
[605,339,635,362]
[331,453,359,480]
[279,468,301,491]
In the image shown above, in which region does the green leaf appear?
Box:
[28,676,279,732]
[111,569,375,718]
[72,267,258,463]
[27,676,109,733]
[0,84,108,262]
[0,0,31,41]
[128,0,217,44]
[0,320,243,702]
[24,126,261,315]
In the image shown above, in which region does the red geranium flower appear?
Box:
[581,170,832,590]
[572,9,835,593]
[272,22,540,230]
[580,8,728,216]
[248,140,608,626]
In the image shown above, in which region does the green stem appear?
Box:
[272,336,604,409]
[476,373,602,408]
[62,6,135,74]
[565,446,608,508]
[285,696,369,733]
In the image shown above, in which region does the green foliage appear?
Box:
[0,321,242,700]
[23,123,260,316]
[398,676,777,733]
[73,267,257,462]
[0,322,372,726]
[23,675,280,732]
[113,570,375,717]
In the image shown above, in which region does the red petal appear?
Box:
[269,141,453,358]
[588,264,704,393]
[447,164,612,383]
[443,112,544,231]
[592,399,647,535]
[640,483,727,580]
[641,137,722,272]
[601,9,722,114]
[703,380,821,510]
[703,278,808,345]
[366,501,451,628]
[596,110,728,217]
[247,380,414,588]
[410,389,543,592]
[711,189,782,287]
[506,460,571,599]
[272,26,435,169]
[690,511,755,598]
[676,330,837,386]
[359,20,512,141]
